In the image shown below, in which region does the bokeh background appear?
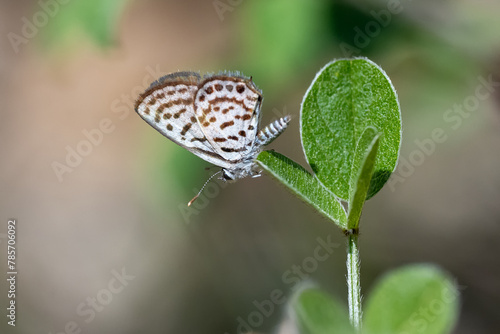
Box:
[1,0,499,333]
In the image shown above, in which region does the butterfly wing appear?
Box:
[193,74,262,163]
[135,72,233,169]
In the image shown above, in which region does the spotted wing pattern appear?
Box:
[134,72,233,169]
[193,75,262,163]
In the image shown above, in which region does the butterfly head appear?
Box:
[221,161,261,181]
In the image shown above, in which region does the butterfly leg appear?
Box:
[251,171,262,178]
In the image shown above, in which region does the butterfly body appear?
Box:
[135,71,290,181]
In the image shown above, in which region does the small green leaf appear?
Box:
[301,58,401,201]
[256,151,347,228]
[364,264,460,334]
[291,287,354,334]
[347,127,380,229]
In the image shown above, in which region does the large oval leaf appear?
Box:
[363,264,460,334]
[300,58,401,201]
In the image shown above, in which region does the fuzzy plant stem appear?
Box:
[347,233,362,331]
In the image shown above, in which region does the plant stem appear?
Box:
[347,233,362,331]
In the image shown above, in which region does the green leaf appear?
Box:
[347,127,380,229]
[363,264,460,334]
[256,151,347,229]
[301,58,401,201]
[291,287,355,334]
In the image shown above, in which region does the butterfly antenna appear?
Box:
[188,170,222,206]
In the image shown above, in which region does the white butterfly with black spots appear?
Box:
[135,71,290,203]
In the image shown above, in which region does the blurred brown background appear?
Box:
[1,0,499,333]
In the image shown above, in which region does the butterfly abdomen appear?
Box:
[256,116,291,147]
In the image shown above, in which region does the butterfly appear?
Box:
[134,71,290,205]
